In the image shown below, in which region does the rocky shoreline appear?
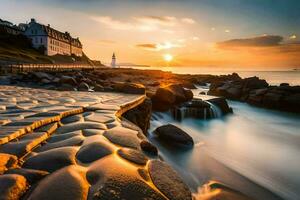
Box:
[1,68,298,114]
[0,68,298,199]
[0,86,193,200]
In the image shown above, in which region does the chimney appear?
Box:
[30,18,36,23]
[47,24,50,27]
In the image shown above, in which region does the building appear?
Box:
[24,18,82,56]
[0,18,23,35]
[111,52,116,67]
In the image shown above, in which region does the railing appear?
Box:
[0,62,96,74]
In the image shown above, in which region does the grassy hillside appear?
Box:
[0,32,97,65]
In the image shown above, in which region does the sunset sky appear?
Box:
[1,0,300,69]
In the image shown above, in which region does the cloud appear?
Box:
[181,18,196,24]
[216,35,284,49]
[134,16,177,26]
[91,16,134,30]
[136,42,183,51]
[91,15,196,32]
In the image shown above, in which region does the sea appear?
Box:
[127,66,300,200]
[125,66,300,86]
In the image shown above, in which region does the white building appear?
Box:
[111,52,116,67]
[24,18,82,57]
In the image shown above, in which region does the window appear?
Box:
[35,37,38,43]
[40,38,43,44]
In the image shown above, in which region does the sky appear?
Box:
[1,0,300,70]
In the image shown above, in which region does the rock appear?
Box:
[5,168,48,185]
[282,93,300,113]
[180,82,197,89]
[152,84,193,111]
[23,147,78,173]
[27,165,89,200]
[280,83,289,86]
[87,156,166,200]
[103,127,140,149]
[208,97,232,115]
[140,140,158,156]
[117,148,148,165]
[262,92,282,109]
[76,140,114,163]
[47,131,82,143]
[41,78,51,84]
[31,72,53,81]
[122,98,152,134]
[78,82,90,91]
[55,122,107,134]
[154,124,194,149]
[0,153,18,174]
[183,89,193,101]
[58,84,74,91]
[0,174,28,200]
[113,82,146,94]
[243,77,268,90]
[148,160,192,200]
[59,75,77,85]
[199,91,206,95]
[93,84,104,92]
[35,135,84,152]
[61,114,84,124]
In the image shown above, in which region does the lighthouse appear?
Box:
[111,53,116,68]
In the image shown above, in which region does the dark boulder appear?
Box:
[154,124,194,149]
[208,97,232,114]
[151,84,194,111]
[114,82,145,94]
[123,98,152,134]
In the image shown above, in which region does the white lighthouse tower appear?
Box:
[111,52,116,68]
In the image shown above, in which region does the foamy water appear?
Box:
[149,92,300,200]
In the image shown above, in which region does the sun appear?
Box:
[163,54,173,62]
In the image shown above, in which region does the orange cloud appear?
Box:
[216,35,283,49]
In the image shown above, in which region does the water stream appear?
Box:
[149,92,300,200]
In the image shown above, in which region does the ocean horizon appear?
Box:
[125,66,300,86]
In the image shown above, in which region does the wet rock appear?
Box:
[0,153,18,173]
[82,129,104,137]
[61,114,84,124]
[140,140,158,156]
[35,135,84,152]
[93,84,104,92]
[103,127,140,149]
[87,156,166,200]
[208,97,232,115]
[27,165,89,200]
[47,131,82,143]
[84,113,114,124]
[78,82,90,91]
[55,122,107,134]
[113,82,146,94]
[59,75,77,85]
[31,72,54,81]
[0,174,28,200]
[58,84,74,91]
[5,168,48,185]
[117,148,148,165]
[152,84,193,111]
[154,124,194,149]
[122,98,152,134]
[76,140,114,163]
[148,160,192,200]
[23,147,78,173]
